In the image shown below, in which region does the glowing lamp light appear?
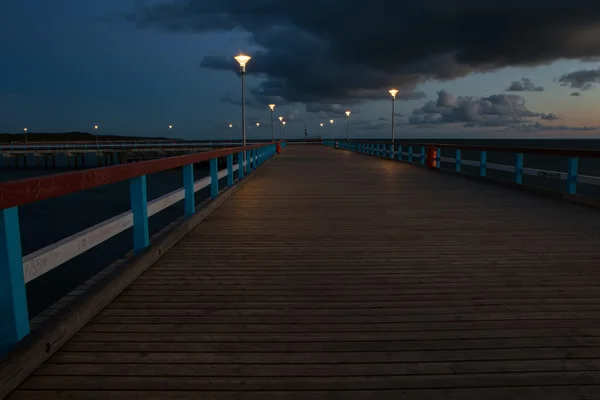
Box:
[278,116,283,122]
[282,121,286,125]
[168,125,173,129]
[94,125,98,130]
[389,89,399,99]
[23,128,27,132]
[234,54,251,70]
[320,123,324,127]
[345,111,351,117]
[229,124,233,128]
[256,122,260,127]
[268,104,276,111]
[329,119,334,124]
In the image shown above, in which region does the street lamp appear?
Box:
[268,104,276,142]
[278,116,284,139]
[234,53,251,150]
[94,125,99,149]
[256,122,260,143]
[229,124,233,128]
[23,128,27,144]
[168,125,173,129]
[389,89,398,143]
[329,119,334,141]
[282,120,286,139]
[320,123,323,140]
[345,111,351,141]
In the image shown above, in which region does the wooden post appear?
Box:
[210,158,219,198]
[129,176,149,254]
[567,156,579,195]
[182,164,195,218]
[480,151,487,177]
[238,152,244,179]
[0,207,29,356]
[227,154,234,186]
[515,153,524,184]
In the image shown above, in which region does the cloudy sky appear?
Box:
[3,0,600,140]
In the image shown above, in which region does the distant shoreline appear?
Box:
[0,132,175,143]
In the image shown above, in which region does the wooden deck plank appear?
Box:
[10,145,600,399]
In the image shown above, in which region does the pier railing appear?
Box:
[0,141,285,355]
[324,140,600,198]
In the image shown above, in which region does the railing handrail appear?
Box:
[0,142,277,210]
[336,139,600,158]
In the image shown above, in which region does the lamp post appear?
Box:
[256,122,260,143]
[268,104,276,142]
[278,116,283,139]
[329,119,334,142]
[389,89,398,144]
[320,123,323,140]
[94,125,99,149]
[234,53,251,150]
[23,128,27,144]
[345,111,351,141]
[282,121,286,139]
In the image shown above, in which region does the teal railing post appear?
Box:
[130,176,149,254]
[480,151,487,177]
[398,144,402,161]
[0,207,29,355]
[389,144,393,159]
[238,152,244,179]
[420,146,425,165]
[182,164,195,218]
[246,150,251,173]
[408,145,413,163]
[210,157,219,198]
[567,156,578,195]
[455,149,461,172]
[515,153,524,184]
[436,147,441,169]
[227,154,234,186]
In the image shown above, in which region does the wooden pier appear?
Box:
[2,143,600,399]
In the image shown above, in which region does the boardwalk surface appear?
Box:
[9,145,600,399]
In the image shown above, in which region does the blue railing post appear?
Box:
[455,149,461,172]
[0,207,29,355]
[227,154,234,186]
[238,152,244,179]
[210,158,219,198]
[420,146,425,165]
[408,145,413,163]
[480,151,487,177]
[515,153,524,184]
[130,176,149,254]
[389,144,393,159]
[567,156,579,195]
[398,144,402,161]
[182,164,195,218]
[436,147,441,169]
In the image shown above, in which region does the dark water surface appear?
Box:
[3,139,600,317]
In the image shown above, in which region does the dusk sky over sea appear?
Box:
[3,0,600,139]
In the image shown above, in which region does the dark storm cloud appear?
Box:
[540,113,563,120]
[134,0,600,104]
[571,92,582,96]
[409,89,542,127]
[506,78,544,92]
[557,68,600,91]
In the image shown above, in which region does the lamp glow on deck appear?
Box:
[268,104,276,111]
[389,89,398,99]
